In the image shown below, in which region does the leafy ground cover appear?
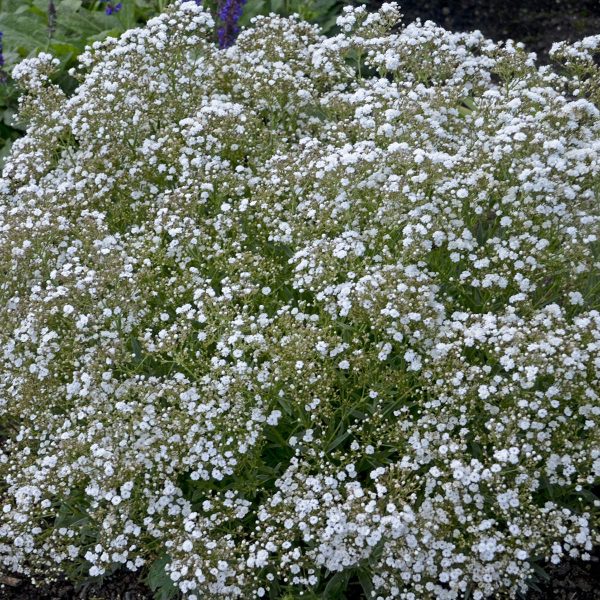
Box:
[0,0,599,599]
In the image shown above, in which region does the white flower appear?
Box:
[0,2,598,598]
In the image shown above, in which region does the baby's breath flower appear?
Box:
[0,2,599,598]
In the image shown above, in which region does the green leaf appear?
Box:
[577,487,600,504]
[14,3,33,15]
[323,571,350,599]
[25,4,48,18]
[0,14,49,56]
[277,394,293,416]
[118,0,138,29]
[326,428,350,453]
[357,570,373,597]
[48,40,80,61]
[270,0,284,14]
[2,107,22,129]
[531,562,551,582]
[55,8,118,37]
[86,27,124,44]
[0,137,14,168]
[58,0,83,11]
[146,554,178,600]
[349,408,367,419]
[0,0,28,11]
[54,497,90,530]
[458,95,477,117]
[239,0,266,24]
[129,335,144,364]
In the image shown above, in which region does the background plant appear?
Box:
[0,0,343,163]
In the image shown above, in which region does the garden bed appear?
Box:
[3,551,600,599]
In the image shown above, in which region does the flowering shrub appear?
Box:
[1,2,599,598]
[0,0,341,161]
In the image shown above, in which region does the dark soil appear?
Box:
[0,570,154,599]
[365,0,600,61]
[527,551,600,600]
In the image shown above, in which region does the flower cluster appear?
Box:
[0,2,599,599]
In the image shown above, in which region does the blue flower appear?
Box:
[216,0,247,48]
[100,0,122,15]
[0,31,6,83]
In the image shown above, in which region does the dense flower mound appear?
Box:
[1,2,599,598]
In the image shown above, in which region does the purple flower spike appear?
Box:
[217,0,247,48]
[48,0,57,37]
[103,1,122,15]
[0,31,6,83]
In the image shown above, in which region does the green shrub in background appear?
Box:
[0,0,343,163]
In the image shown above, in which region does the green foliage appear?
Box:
[0,0,350,162]
[146,554,179,600]
[0,0,154,160]
[240,0,341,32]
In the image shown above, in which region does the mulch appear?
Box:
[2,551,600,599]
[0,570,154,599]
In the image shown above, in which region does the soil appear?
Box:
[0,570,154,599]
[527,550,600,600]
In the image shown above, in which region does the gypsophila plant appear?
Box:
[0,0,344,163]
[1,2,599,598]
